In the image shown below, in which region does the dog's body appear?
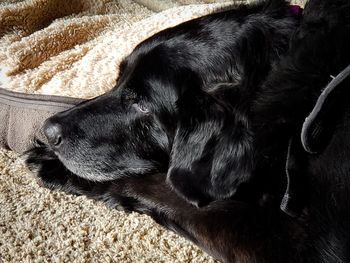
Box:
[24,0,350,262]
[251,0,350,261]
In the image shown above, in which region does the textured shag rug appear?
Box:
[0,0,305,262]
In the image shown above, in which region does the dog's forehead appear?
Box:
[112,64,179,105]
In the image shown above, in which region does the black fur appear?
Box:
[28,0,299,205]
[23,0,350,262]
[251,0,350,261]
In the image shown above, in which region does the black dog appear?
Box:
[24,0,350,261]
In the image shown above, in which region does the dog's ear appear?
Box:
[301,64,350,154]
[166,87,253,206]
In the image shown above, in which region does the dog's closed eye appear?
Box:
[133,103,149,113]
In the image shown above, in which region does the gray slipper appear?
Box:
[0,88,84,154]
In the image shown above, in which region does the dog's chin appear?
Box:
[54,153,116,182]
[54,150,158,183]
[24,139,111,182]
[27,139,161,183]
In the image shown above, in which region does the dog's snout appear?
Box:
[44,119,63,148]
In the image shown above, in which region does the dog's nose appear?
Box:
[43,118,63,147]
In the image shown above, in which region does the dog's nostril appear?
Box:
[44,119,64,147]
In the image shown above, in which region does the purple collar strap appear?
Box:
[290,5,302,16]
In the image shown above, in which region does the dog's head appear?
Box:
[34,1,298,206]
[43,40,254,206]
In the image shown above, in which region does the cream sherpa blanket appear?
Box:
[0,0,305,262]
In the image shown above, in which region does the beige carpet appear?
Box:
[0,0,306,262]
